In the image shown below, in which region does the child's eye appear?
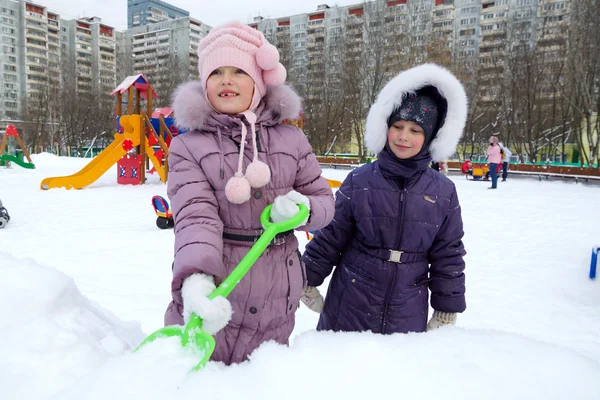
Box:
[235,69,247,75]
[210,69,221,76]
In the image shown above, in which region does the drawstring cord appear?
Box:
[217,126,224,179]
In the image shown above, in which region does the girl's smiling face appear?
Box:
[206,66,255,114]
[387,120,425,159]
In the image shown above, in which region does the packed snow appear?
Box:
[1,153,600,400]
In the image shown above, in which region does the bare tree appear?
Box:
[302,8,353,154]
[565,0,600,166]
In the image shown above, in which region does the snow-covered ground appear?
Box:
[1,153,600,400]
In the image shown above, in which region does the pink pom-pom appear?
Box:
[225,175,251,204]
[263,63,287,86]
[245,161,271,188]
[256,43,280,70]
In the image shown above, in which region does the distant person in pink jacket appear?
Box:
[487,136,501,189]
[164,21,335,365]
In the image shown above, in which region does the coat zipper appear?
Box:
[381,179,405,333]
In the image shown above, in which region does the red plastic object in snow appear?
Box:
[117,154,142,185]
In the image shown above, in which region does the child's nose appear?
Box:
[397,128,409,140]
[221,72,234,84]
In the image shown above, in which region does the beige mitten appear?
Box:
[426,310,457,331]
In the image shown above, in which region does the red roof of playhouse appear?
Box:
[6,125,19,137]
[110,74,158,99]
[152,107,174,118]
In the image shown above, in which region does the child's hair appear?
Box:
[197,21,287,111]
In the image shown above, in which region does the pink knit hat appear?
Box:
[198,21,287,111]
[198,21,287,204]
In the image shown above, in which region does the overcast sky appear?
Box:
[46,0,362,30]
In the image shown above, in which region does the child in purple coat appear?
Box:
[164,21,334,364]
[301,64,468,334]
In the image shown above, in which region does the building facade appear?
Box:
[0,0,117,124]
[117,16,210,102]
[60,16,117,96]
[127,0,189,28]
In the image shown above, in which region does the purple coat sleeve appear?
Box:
[427,186,466,313]
[167,137,224,303]
[293,131,335,232]
[302,173,355,287]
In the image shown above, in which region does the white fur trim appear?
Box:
[181,273,232,335]
[365,64,468,162]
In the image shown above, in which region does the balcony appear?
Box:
[25,11,46,21]
[482,1,509,11]
[26,28,46,38]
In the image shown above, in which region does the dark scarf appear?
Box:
[377,142,432,180]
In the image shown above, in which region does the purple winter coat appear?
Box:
[302,64,468,334]
[302,164,466,334]
[165,81,334,364]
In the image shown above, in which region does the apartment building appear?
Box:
[0,0,60,121]
[116,16,209,99]
[0,0,117,123]
[250,0,569,107]
[61,16,117,96]
[1,0,23,121]
[127,0,189,28]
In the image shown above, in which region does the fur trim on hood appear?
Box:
[171,81,302,131]
[365,64,468,162]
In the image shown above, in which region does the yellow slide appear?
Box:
[41,115,166,190]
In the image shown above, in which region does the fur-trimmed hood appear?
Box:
[365,64,468,162]
[171,80,302,132]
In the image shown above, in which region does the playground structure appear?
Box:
[0,125,35,169]
[461,160,502,181]
[41,75,177,190]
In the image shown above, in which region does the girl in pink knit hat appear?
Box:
[163,21,334,365]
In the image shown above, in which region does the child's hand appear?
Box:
[181,273,232,334]
[271,190,310,226]
[301,286,324,313]
[426,310,457,331]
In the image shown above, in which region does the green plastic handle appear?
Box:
[208,203,308,300]
[135,203,308,371]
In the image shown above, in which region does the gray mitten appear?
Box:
[300,286,324,313]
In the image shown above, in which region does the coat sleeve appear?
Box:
[302,173,355,287]
[167,137,224,304]
[293,129,335,232]
[427,185,466,313]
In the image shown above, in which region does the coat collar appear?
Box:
[172,81,302,132]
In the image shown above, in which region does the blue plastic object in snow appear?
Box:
[590,246,600,280]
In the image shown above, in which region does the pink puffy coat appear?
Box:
[164,81,334,364]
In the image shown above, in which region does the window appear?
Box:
[461,7,478,15]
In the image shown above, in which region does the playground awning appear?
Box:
[152,107,174,119]
[111,74,159,100]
